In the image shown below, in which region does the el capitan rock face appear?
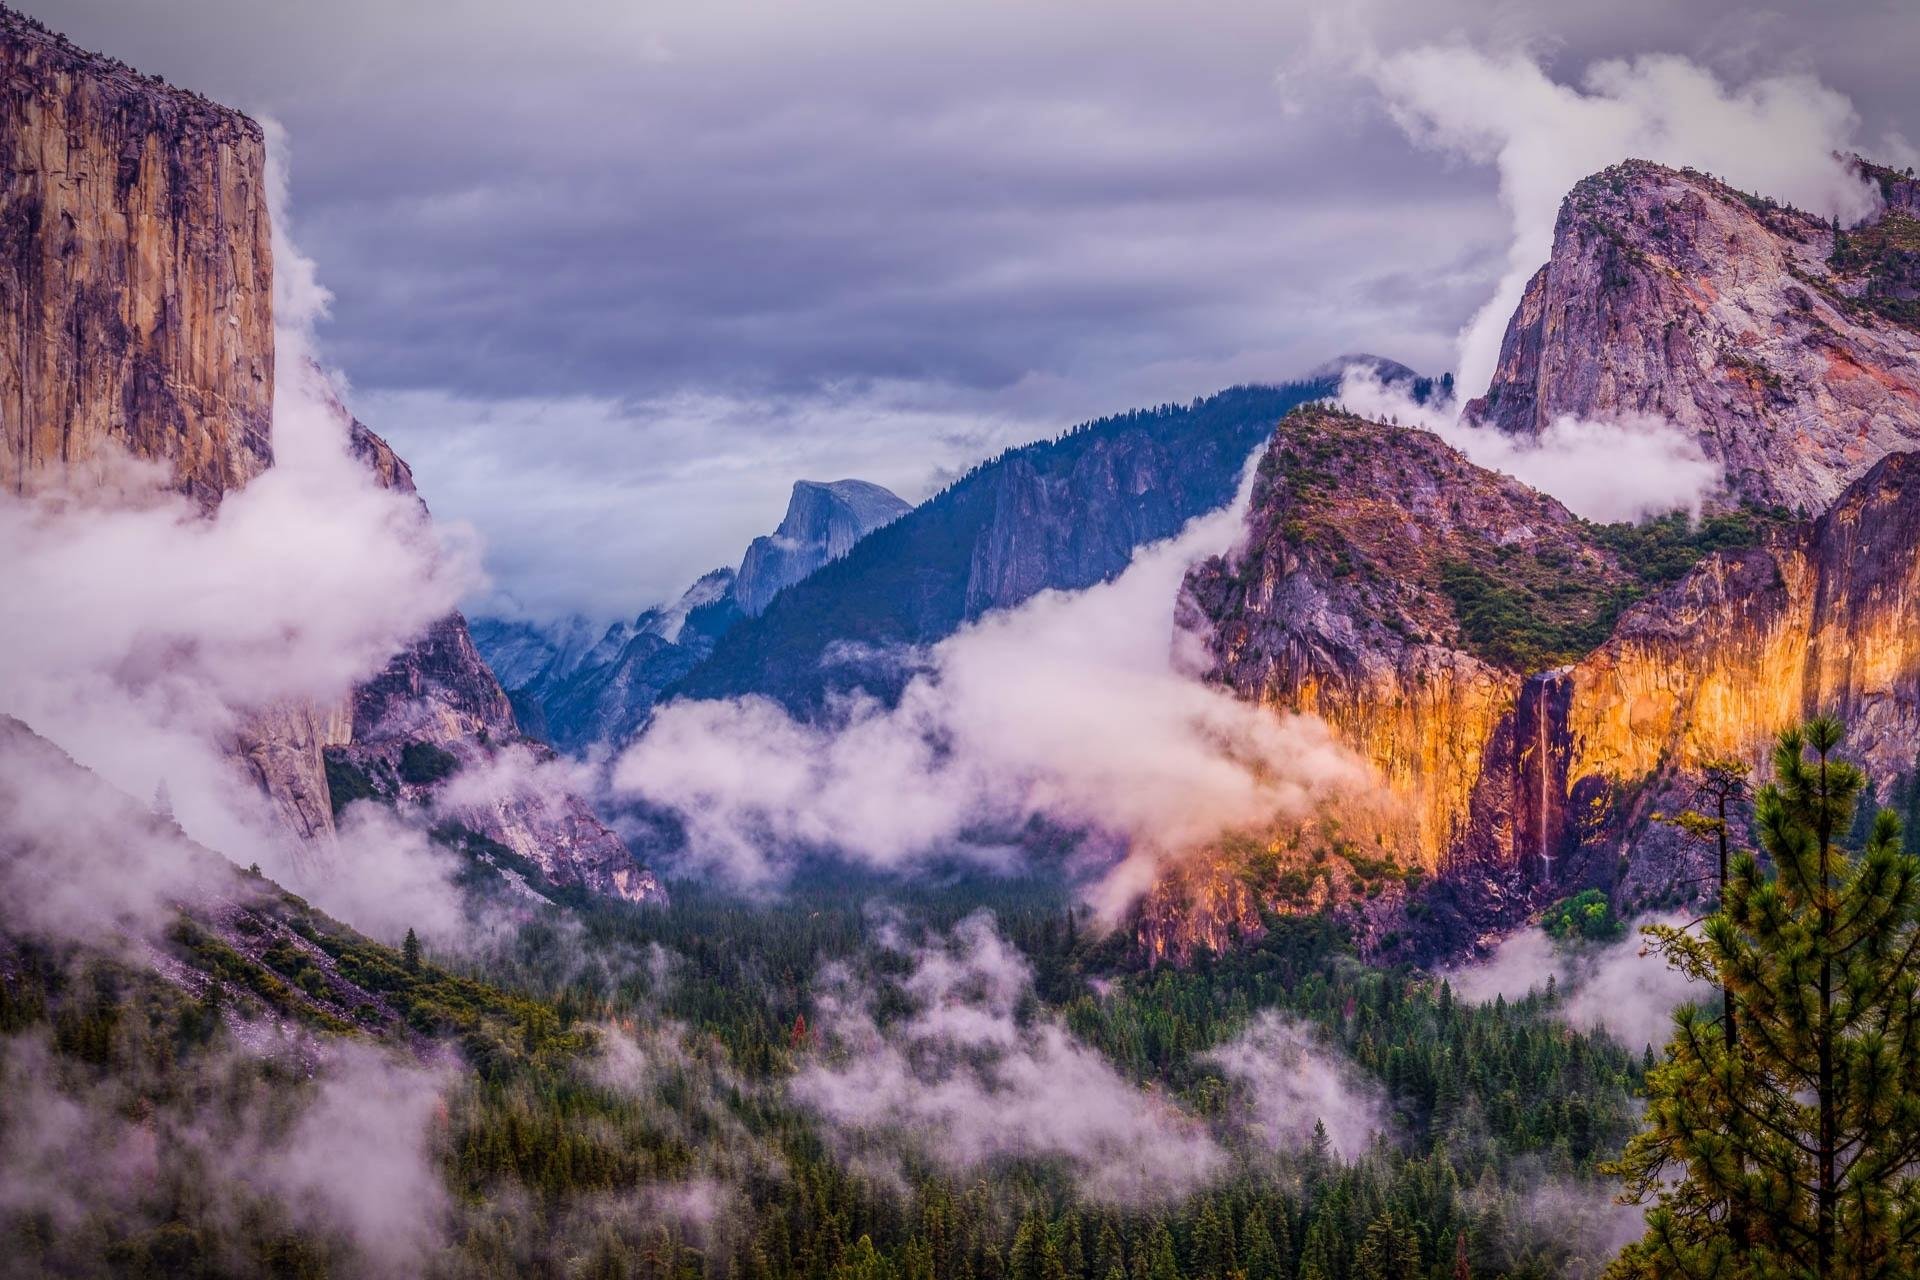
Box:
[1466,159,1920,515]
[0,11,660,904]
[0,6,274,505]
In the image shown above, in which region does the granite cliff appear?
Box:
[0,11,659,903]
[734,479,909,616]
[1467,159,1920,514]
[1180,404,1640,880]
[0,6,273,505]
[326,426,663,901]
[1158,160,1920,962]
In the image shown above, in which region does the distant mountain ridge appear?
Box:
[672,378,1340,714]
[476,478,909,749]
[481,379,1345,747]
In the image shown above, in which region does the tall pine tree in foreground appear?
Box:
[1610,718,1920,1279]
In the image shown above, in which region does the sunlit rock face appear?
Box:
[0,13,660,903]
[1467,159,1920,515]
[0,8,275,506]
[1174,417,1920,961]
[1180,405,1635,879]
[1157,161,1920,963]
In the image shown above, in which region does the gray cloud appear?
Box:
[20,0,1919,615]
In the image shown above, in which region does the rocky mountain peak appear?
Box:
[1185,405,1632,677]
[733,479,911,617]
[1464,157,1920,515]
[641,567,737,643]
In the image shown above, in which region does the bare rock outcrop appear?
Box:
[1466,159,1920,514]
[0,6,274,505]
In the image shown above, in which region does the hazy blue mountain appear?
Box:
[475,478,907,749]
[735,480,912,616]
[672,377,1338,713]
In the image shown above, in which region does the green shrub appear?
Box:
[322,751,383,816]
[1542,888,1625,943]
[399,741,461,786]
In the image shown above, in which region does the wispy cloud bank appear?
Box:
[1202,1011,1387,1160]
[790,913,1225,1204]
[1337,368,1722,521]
[1441,915,1705,1052]
[614,454,1369,908]
[0,1031,450,1276]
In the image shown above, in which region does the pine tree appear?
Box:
[1902,749,1920,855]
[1354,1212,1419,1280]
[1009,1217,1042,1280]
[1241,1215,1279,1280]
[402,926,422,973]
[1611,718,1920,1278]
[1190,1201,1228,1280]
[1142,1225,1179,1280]
[1305,1119,1334,1182]
[1091,1224,1123,1280]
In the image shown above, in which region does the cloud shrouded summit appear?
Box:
[23,0,1917,615]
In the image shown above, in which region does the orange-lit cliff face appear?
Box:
[1157,161,1920,962]
[0,8,274,505]
[0,11,662,903]
[1179,405,1633,878]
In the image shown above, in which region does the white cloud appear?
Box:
[1202,1012,1387,1160]
[1338,367,1722,521]
[1344,38,1882,402]
[790,913,1225,1204]
[613,452,1370,909]
[1441,914,1705,1052]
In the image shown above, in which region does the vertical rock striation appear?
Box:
[0,6,273,504]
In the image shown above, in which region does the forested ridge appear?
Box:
[0,869,1645,1279]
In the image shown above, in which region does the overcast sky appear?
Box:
[25,0,1919,619]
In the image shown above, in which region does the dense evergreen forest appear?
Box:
[0,866,1649,1280]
